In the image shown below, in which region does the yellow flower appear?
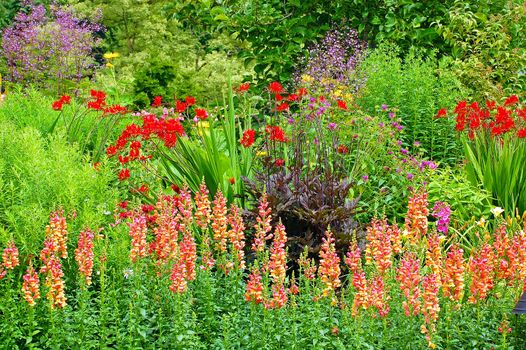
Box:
[256,151,267,157]
[106,62,114,68]
[103,52,120,60]
[333,89,343,97]
[198,121,210,129]
[477,217,486,227]
[301,74,314,83]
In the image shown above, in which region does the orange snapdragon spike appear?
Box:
[22,263,40,307]
[252,192,273,253]
[351,271,369,316]
[397,252,422,316]
[180,232,197,281]
[200,236,215,271]
[268,221,288,308]
[369,275,390,317]
[177,188,194,232]
[74,229,95,286]
[228,203,246,271]
[169,252,188,293]
[44,256,67,309]
[468,244,495,303]
[404,191,429,245]
[365,219,393,275]
[194,181,211,230]
[422,274,440,324]
[318,229,341,297]
[345,241,362,275]
[425,232,443,284]
[2,240,19,269]
[442,245,465,302]
[298,249,317,280]
[493,225,512,280]
[211,191,228,253]
[245,266,264,304]
[46,210,69,259]
[388,223,402,255]
[128,212,148,263]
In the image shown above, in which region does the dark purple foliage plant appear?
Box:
[1,2,103,93]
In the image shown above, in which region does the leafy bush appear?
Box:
[357,45,465,162]
[0,120,119,253]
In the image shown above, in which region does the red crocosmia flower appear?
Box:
[185,96,196,106]
[276,102,289,112]
[275,94,283,102]
[52,101,63,111]
[454,100,467,114]
[288,94,299,102]
[265,125,288,142]
[240,129,256,147]
[486,100,496,110]
[106,145,117,156]
[435,108,447,118]
[195,108,208,120]
[268,82,283,94]
[59,95,71,104]
[104,105,127,115]
[337,100,348,110]
[468,130,475,140]
[93,162,101,171]
[337,144,349,154]
[90,90,106,101]
[118,201,128,209]
[237,83,250,93]
[229,177,235,185]
[297,88,308,97]
[274,158,285,167]
[152,96,162,107]
[517,128,526,138]
[118,155,130,164]
[87,100,104,110]
[137,184,149,194]
[118,168,130,181]
[504,95,519,106]
[141,204,155,213]
[176,100,188,113]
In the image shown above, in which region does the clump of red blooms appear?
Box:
[437,95,526,139]
[52,94,71,111]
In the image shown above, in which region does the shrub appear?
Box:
[356,45,465,163]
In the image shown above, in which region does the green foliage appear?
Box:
[357,45,465,162]
[436,0,526,99]
[0,121,118,252]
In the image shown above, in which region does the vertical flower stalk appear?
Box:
[442,244,465,302]
[2,240,19,270]
[421,274,440,349]
[75,229,95,286]
[365,218,393,275]
[318,229,341,299]
[432,201,451,235]
[252,192,273,253]
[128,212,148,263]
[468,244,495,303]
[200,236,215,271]
[404,191,429,245]
[245,266,264,304]
[228,203,246,271]
[22,263,40,307]
[46,210,69,259]
[345,241,362,275]
[169,250,188,293]
[44,255,67,309]
[211,191,228,254]
[298,248,317,281]
[369,275,390,317]
[493,225,512,280]
[268,221,288,308]
[351,271,369,316]
[194,181,211,230]
[397,253,422,316]
[180,232,197,282]
[425,232,443,285]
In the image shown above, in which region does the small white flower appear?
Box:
[123,268,134,279]
[491,207,504,217]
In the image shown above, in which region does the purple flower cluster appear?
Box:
[296,26,367,93]
[432,201,451,234]
[1,3,103,91]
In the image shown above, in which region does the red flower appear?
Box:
[268,82,283,94]
[288,94,299,102]
[141,204,155,213]
[152,96,162,107]
[195,108,208,120]
[52,101,63,111]
[171,184,181,193]
[517,108,526,122]
[90,90,106,101]
[185,96,196,106]
[118,201,128,209]
[104,104,127,115]
[276,102,289,112]
[504,95,519,106]
[275,158,285,167]
[93,162,101,171]
[118,169,130,181]
[435,108,447,118]
[486,100,496,110]
[136,184,149,194]
[59,95,71,104]
[297,88,308,97]
[229,177,235,185]
[337,144,349,154]
[265,125,288,142]
[237,83,250,93]
[240,129,256,147]
[337,100,348,110]
[517,128,526,138]
[275,94,283,102]
[106,145,117,156]
[176,100,188,113]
